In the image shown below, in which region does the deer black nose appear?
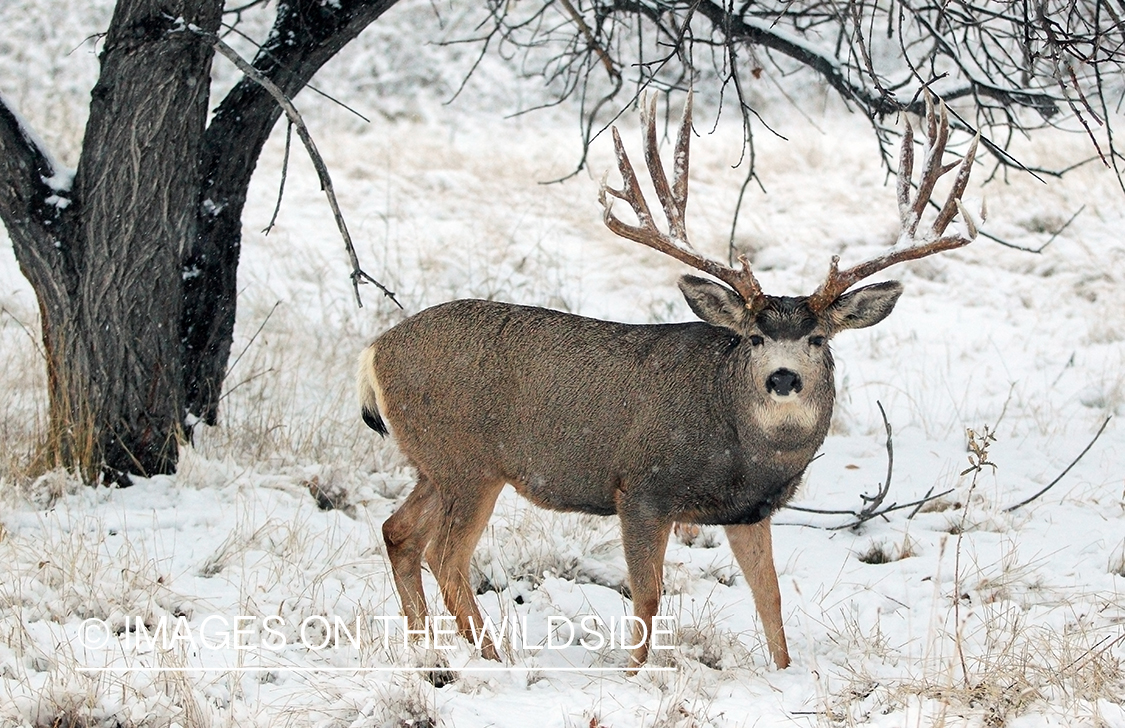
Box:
[766,369,802,397]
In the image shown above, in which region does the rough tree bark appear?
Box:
[1,0,222,481]
[0,0,399,481]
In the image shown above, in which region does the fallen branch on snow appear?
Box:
[784,402,953,530]
[1003,415,1111,512]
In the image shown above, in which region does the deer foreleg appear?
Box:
[725,517,790,669]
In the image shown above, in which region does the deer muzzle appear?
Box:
[766,368,803,398]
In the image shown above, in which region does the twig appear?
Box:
[200,30,401,309]
[262,120,292,235]
[828,490,955,530]
[785,504,865,516]
[952,425,997,686]
[219,367,278,402]
[225,300,280,376]
[555,0,620,82]
[783,489,955,530]
[857,401,894,520]
[784,403,951,529]
[218,22,372,124]
[907,485,937,520]
[0,306,45,361]
[727,164,762,267]
[1003,416,1112,512]
[1037,204,1086,251]
[986,204,1086,254]
[1058,632,1125,676]
[1050,352,1076,388]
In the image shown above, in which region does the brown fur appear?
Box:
[360,275,902,670]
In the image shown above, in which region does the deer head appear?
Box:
[600,92,981,433]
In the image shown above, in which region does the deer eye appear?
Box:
[749,335,764,347]
[809,335,826,347]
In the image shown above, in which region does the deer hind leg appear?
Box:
[725,517,790,669]
[425,478,505,661]
[618,505,673,672]
[383,474,440,636]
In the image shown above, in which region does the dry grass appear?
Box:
[0,306,48,484]
[471,500,625,595]
[817,598,1125,727]
[855,533,918,565]
[810,427,1125,727]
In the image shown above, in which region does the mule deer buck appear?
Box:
[359,93,979,670]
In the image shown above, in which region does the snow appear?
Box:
[2,1,1124,726]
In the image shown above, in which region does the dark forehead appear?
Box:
[755,296,818,339]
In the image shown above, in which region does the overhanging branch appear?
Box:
[199,30,401,310]
[472,0,1124,190]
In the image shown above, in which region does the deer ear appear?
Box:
[679,275,750,330]
[825,280,903,331]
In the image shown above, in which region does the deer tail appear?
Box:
[357,344,389,436]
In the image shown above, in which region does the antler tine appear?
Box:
[640,92,692,245]
[807,93,981,312]
[671,93,692,236]
[897,118,915,232]
[907,93,950,237]
[600,93,765,309]
[931,132,980,236]
[600,126,655,231]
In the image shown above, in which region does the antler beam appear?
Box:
[600,93,766,311]
[807,94,982,312]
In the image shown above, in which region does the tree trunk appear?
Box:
[3,0,222,481]
[69,0,222,478]
[1,0,399,481]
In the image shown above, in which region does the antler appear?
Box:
[806,93,983,312]
[600,92,767,311]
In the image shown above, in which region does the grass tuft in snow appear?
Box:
[855,534,918,564]
[1110,542,1125,578]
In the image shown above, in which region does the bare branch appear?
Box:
[1003,416,1112,512]
[262,120,292,236]
[857,401,894,521]
[781,401,953,531]
[200,31,401,309]
[469,0,1125,193]
[217,22,372,123]
[555,0,620,82]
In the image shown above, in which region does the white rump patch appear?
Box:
[357,344,393,435]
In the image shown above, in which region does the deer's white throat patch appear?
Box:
[755,394,820,436]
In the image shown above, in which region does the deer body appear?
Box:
[360,278,901,670]
[366,298,829,524]
[360,92,978,671]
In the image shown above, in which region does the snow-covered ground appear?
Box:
[2,2,1124,726]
